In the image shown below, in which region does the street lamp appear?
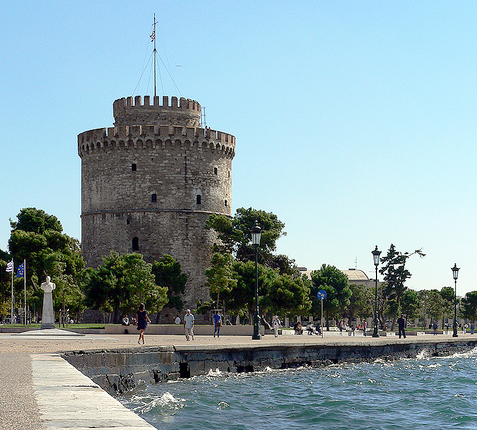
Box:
[451,263,460,338]
[251,222,262,340]
[372,246,381,338]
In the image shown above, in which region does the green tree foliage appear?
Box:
[7,208,85,314]
[422,289,445,323]
[205,252,237,308]
[347,284,374,321]
[205,207,286,266]
[379,244,425,329]
[310,264,351,326]
[152,255,187,313]
[461,291,477,322]
[440,286,455,324]
[84,252,168,323]
[205,208,312,319]
[261,273,312,316]
[400,289,420,319]
[222,260,273,319]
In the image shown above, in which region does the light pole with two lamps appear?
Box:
[251,222,262,340]
[372,246,381,338]
[451,263,460,338]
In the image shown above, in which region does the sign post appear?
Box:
[317,290,327,338]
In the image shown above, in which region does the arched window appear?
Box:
[225,199,228,207]
[132,237,139,251]
[214,167,218,175]
[132,163,137,171]
[151,194,157,203]
[196,195,202,205]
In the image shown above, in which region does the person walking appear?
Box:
[272,316,281,337]
[136,303,151,345]
[213,311,222,338]
[397,314,406,339]
[184,309,195,341]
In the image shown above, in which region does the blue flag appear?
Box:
[17,262,24,278]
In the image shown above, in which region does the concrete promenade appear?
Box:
[1,329,476,429]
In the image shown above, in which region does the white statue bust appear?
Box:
[40,275,56,329]
[40,276,56,293]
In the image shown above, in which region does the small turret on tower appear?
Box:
[113,95,201,127]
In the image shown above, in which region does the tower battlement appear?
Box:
[78,125,235,157]
[113,95,201,127]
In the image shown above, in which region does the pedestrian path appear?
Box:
[31,354,155,429]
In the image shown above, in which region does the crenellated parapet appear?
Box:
[113,95,201,127]
[78,125,235,158]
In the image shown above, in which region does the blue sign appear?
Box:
[317,290,327,300]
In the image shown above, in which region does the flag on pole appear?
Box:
[6,260,13,273]
[17,262,24,278]
[150,29,155,41]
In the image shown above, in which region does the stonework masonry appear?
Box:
[78,95,235,310]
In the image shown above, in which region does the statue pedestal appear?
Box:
[41,288,55,330]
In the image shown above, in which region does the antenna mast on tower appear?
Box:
[150,14,157,97]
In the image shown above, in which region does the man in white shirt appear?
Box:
[183,309,195,341]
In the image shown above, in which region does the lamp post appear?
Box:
[451,263,460,338]
[251,222,262,340]
[372,246,381,338]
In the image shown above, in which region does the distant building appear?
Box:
[300,267,379,289]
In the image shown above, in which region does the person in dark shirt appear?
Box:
[397,314,406,339]
[136,303,151,344]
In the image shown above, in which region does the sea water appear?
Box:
[119,348,477,429]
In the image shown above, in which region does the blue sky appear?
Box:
[1,1,476,295]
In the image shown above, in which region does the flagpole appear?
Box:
[10,261,14,327]
[153,13,157,97]
[23,259,27,327]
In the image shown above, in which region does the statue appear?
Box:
[40,276,56,329]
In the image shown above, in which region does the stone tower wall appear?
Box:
[78,96,235,309]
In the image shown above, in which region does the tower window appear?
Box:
[132,237,139,251]
[214,167,218,175]
[132,163,137,171]
[225,199,228,207]
[151,194,157,203]
[196,195,202,205]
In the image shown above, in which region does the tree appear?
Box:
[424,289,445,324]
[379,244,425,330]
[400,289,420,320]
[206,207,286,265]
[261,273,312,316]
[217,260,274,321]
[205,252,237,309]
[7,208,85,315]
[310,265,351,327]
[152,255,187,314]
[461,291,477,323]
[440,286,455,327]
[84,252,168,323]
[347,284,374,322]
